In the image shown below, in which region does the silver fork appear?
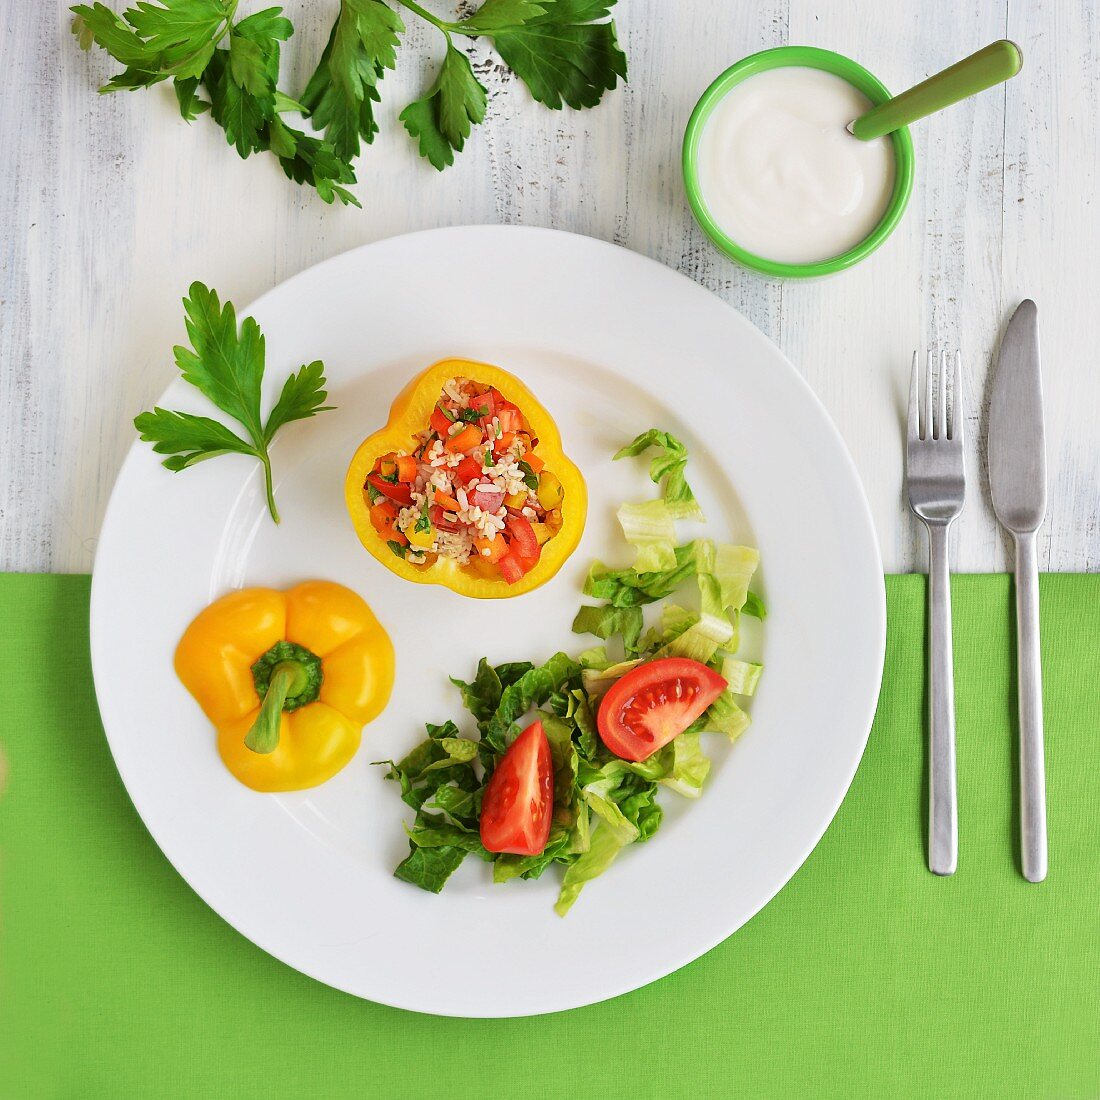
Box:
[906,349,965,875]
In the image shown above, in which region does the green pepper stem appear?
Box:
[244,661,308,754]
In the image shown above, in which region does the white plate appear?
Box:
[91,226,884,1018]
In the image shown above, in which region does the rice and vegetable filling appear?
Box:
[364,377,565,584]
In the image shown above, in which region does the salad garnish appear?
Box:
[135,282,332,523]
[377,429,764,914]
[71,0,627,202]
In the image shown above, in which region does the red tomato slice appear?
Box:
[365,473,413,505]
[518,543,541,573]
[497,554,525,584]
[496,406,525,434]
[597,658,727,762]
[470,392,495,419]
[480,720,554,855]
[455,456,484,485]
[505,515,538,559]
[430,405,453,436]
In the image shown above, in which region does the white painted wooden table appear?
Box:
[3,1,1097,573]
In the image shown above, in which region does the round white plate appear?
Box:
[91,226,884,1018]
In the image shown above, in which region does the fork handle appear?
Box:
[926,521,958,875]
[1014,531,1047,882]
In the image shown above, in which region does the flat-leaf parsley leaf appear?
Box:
[134,281,333,523]
[73,0,627,190]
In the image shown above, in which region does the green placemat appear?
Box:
[1,573,1098,1099]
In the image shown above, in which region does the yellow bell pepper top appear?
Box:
[174,581,394,792]
[344,358,587,599]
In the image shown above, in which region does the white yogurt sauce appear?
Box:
[696,67,896,264]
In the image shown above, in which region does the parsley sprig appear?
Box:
[71,0,627,199]
[134,282,333,523]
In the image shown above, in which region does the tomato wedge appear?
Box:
[597,658,727,762]
[480,720,554,855]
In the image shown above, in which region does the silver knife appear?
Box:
[988,299,1048,882]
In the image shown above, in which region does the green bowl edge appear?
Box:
[681,45,915,279]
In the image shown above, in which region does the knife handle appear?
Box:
[1014,531,1047,882]
[927,521,958,876]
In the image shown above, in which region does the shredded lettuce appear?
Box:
[554,824,631,917]
[580,778,641,843]
[658,623,721,664]
[572,603,645,656]
[702,691,752,742]
[614,428,704,520]
[720,657,763,696]
[660,603,697,641]
[659,732,711,798]
[617,498,678,572]
[577,645,610,669]
[696,572,736,647]
[742,590,767,620]
[714,543,760,611]
[581,658,643,700]
[482,652,580,754]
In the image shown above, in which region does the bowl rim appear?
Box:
[682,45,915,279]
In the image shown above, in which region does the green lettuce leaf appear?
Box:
[450,658,505,726]
[714,543,760,612]
[554,822,630,916]
[580,657,642,700]
[657,622,721,664]
[577,645,610,668]
[702,691,751,742]
[493,825,572,883]
[571,603,644,656]
[405,818,490,855]
[614,427,703,520]
[658,732,711,798]
[394,843,468,892]
[719,657,762,696]
[742,590,767,620]
[617,498,677,572]
[483,652,581,753]
[696,571,736,646]
[376,720,479,814]
[583,540,703,607]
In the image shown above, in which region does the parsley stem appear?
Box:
[259,450,280,525]
[396,0,453,34]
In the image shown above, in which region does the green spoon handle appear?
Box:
[851,39,1022,141]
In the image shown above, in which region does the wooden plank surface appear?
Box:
[2,0,1097,572]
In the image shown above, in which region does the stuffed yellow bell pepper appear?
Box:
[175,581,394,792]
[345,358,586,598]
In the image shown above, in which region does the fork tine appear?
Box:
[925,349,934,440]
[907,350,920,443]
[950,350,963,442]
[937,349,947,440]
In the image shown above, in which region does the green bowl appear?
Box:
[682,46,915,279]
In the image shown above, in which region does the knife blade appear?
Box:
[989,299,1047,532]
[988,298,1047,883]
